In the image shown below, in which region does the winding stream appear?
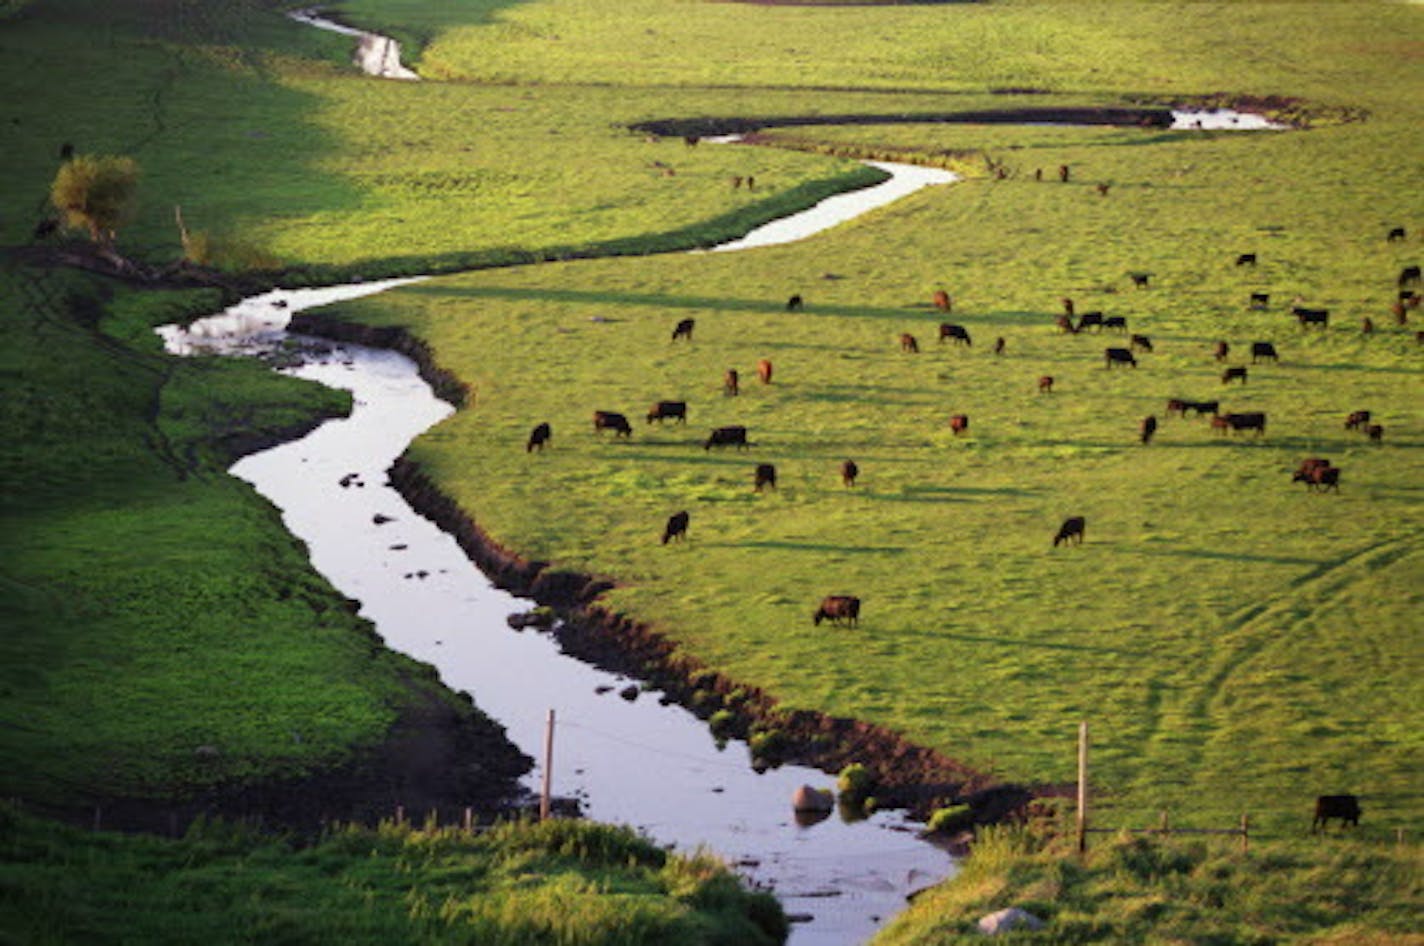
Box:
[161,161,959,946]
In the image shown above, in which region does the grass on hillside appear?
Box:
[872,824,1423,946]
[0,803,786,945]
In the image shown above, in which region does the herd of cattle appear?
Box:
[520,248,1414,637]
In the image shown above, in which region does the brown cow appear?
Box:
[757,359,773,384]
[900,333,920,353]
[933,289,952,312]
[1038,375,1055,394]
[1222,366,1248,385]
[593,410,632,438]
[1062,297,1076,318]
[1140,415,1158,445]
[672,317,695,341]
[1345,410,1371,431]
[949,414,969,436]
[993,336,1006,355]
[1366,424,1383,442]
[754,463,777,492]
[813,595,860,627]
[840,459,859,487]
[1166,398,1187,417]
[662,510,690,544]
[1214,340,1231,362]
[724,368,740,397]
[938,323,971,346]
[1053,516,1086,547]
[1058,164,1070,182]
[1392,301,1408,325]
[1294,463,1341,492]
[1361,316,1375,335]
[1055,314,1078,334]
[647,401,687,425]
[527,422,551,453]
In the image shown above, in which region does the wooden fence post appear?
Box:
[540,708,556,822]
[1240,813,1249,852]
[1160,810,1170,836]
[1076,721,1089,854]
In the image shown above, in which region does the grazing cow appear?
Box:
[1361,316,1375,335]
[58,142,73,161]
[938,323,971,346]
[1062,297,1076,318]
[1210,414,1233,435]
[1222,366,1248,385]
[1058,164,1070,182]
[1055,314,1078,334]
[1140,414,1158,445]
[1249,292,1270,310]
[787,294,804,312]
[993,336,1006,355]
[1312,794,1361,831]
[1223,411,1267,435]
[1294,306,1329,329]
[1302,465,1341,492]
[933,289,952,312]
[672,317,695,341]
[1166,398,1188,417]
[813,595,861,627]
[527,422,551,453]
[1213,340,1231,363]
[754,463,777,492]
[1053,516,1086,547]
[724,368,740,397]
[593,410,632,438]
[31,218,58,240]
[705,425,749,451]
[1366,423,1383,442]
[1105,347,1137,368]
[1077,311,1104,333]
[900,333,920,353]
[1345,410,1371,431]
[1096,182,1110,197]
[1130,333,1152,352]
[1104,316,1128,332]
[757,358,773,384]
[1038,375,1055,394]
[1387,227,1406,242]
[662,510,690,544]
[841,459,859,487]
[949,414,969,436]
[1392,301,1408,325]
[1129,273,1151,289]
[1187,399,1220,416]
[647,401,687,425]
[1400,265,1422,287]
[1250,341,1278,363]
[1235,253,1257,267]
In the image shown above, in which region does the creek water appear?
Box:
[160,160,961,946]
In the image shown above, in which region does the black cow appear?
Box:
[900,333,920,353]
[841,459,859,487]
[32,218,59,240]
[1249,292,1270,310]
[593,411,632,438]
[1312,794,1361,831]
[1400,265,1421,287]
[1139,414,1158,445]
[705,425,749,451]
[1053,516,1086,547]
[662,510,689,544]
[527,422,551,453]
[1235,253,1257,267]
[786,294,804,311]
[949,414,969,436]
[1104,316,1128,332]
[1130,333,1152,352]
[1293,307,1330,329]
[672,318,695,342]
[1251,341,1278,363]
[1214,340,1231,362]
[813,595,860,627]
[1298,465,1341,492]
[754,463,777,492]
[1105,347,1137,368]
[1223,411,1267,435]
[1130,272,1151,289]
[58,141,74,161]
[1345,410,1371,431]
[1366,423,1384,442]
[1222,366,1248,385]
[1077,311,1104,332]
[993,336,1006,355]
[938,323,972,345]
[647,401,687,425]
[1386,227,1406,242]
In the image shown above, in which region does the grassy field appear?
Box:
[1,0,1420,941]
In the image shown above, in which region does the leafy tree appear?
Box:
[50,154,140,249]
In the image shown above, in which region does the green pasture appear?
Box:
[0,805,784,945]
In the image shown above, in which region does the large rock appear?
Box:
[977,907,1045,936]
[792,785,835,813]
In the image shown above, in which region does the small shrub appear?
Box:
[748,727,786,763]
[927,804,974,834]
[837,763,874,802]
[708,709,734,735]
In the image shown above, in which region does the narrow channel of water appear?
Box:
[161,160,962,946]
